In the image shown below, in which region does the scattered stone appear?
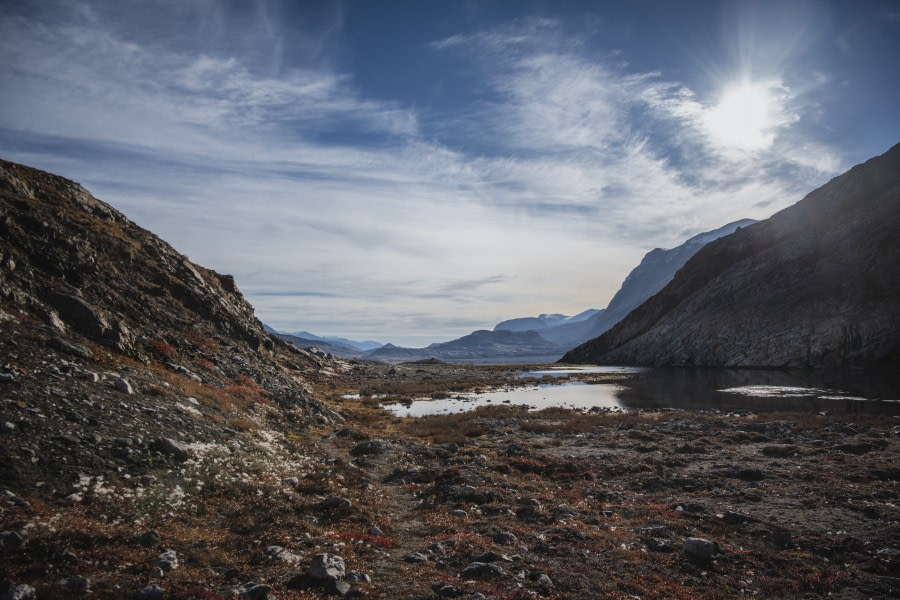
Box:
[135,584,165,600]
[153,549,178,571]
[319,496,352,511]
[493,531,518,545]
[58,549,79,565]
[0,584,36,600]
[283,476,299,487]
[473,551,509,563]
[405,552,429,564]
[308,553,346,581]
[82,371,100,383]
[535,573,553,588]
[0,373,14,383]
[0,422,13,434]
[114,377,134,394]
[433,583,463,597]
[683,537,717,561]
[368,525,384,536]
[266,545,301,564]
[139,530,162,548]
[452,509,468,517]
[1,530,24,550]
[235,582,274,600]
[461,562,504,579]
[150,438,189,461]
[461,484,477,496]
[722,510,752,525]
[350,440,386,456]
[60,575,90,592]
[48,337,93,359]
[646,538,674,552]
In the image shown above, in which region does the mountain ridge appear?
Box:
[563,143,900,368]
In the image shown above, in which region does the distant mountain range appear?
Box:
[564,143,900,368]
[307,218,755,363]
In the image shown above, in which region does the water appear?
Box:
[382,367,900,418]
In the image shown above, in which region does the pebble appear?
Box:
[114,377,134,394]
[153,549,179,570]
[308,553,345,581]
[0,584,36,600]
[683,537,716,561]
[493,531,518,545]
[60,575,90,592]
[461,562,504,579]
[139,530,161,548]
[135,584,165,600]
[235,582,274,600]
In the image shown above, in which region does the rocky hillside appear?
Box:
[564,143,900,368]
[0,158,348,497]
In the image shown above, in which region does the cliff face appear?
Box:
[563,143,900,368]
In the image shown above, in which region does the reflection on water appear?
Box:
[517,366,645,378]
[383,367,900,418]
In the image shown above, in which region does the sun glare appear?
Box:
[704,81,776,151]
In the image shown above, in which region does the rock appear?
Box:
[646,538,674,552]
[319,496,352,511]
[346,572,371,584]
[114,377,134,394]
[461,562,504,579]
[266,545,301,564]
[452,509,468,517]
[461,484,477,496]
[535,573,553,588]
[683,537,717,561]
[328,580,351,596]
[368,525,383,536]
[404,552,429,564]
[473,551,508,563]
[153,549,178,570]
[0,422,13,434]
[0,373,14,383]
[283,477,299,487]
[82,371,100,382]
[433,583,463,597]
[60,575,91,592]
[59,550,79,565]
[308,553,345,581]
[139,530,162,548]
[235,582,274,600]
[135,584,165,600]
[492,531,518,545]
[350,440,386,456]
[151,438,189,461]
[0,530,24,550]
[48,337,93,359]
[0,584,36,600]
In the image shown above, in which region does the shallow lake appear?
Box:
[382,367,900,418]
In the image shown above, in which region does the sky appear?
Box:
[1,0,898,347]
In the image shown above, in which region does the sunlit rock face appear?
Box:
[564,143,900,369]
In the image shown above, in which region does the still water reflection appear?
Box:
[382,367,900,418]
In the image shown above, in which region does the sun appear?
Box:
[704,81,776,151]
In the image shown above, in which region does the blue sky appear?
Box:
[2,0,898,346]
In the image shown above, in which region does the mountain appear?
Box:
[563,143,900,368]
[538,218,756,347]
[494,309,601,332]
[0,158,345,500]
[367,329,564,364]
[262,326,383,357]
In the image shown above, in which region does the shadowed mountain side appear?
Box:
[563,143,900,368]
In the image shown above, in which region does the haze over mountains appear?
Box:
[564,143,900,368]
[280,218,756,363]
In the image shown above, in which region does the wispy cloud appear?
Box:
[0,5,850,345]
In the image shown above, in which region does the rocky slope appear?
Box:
[564,143,900,368]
